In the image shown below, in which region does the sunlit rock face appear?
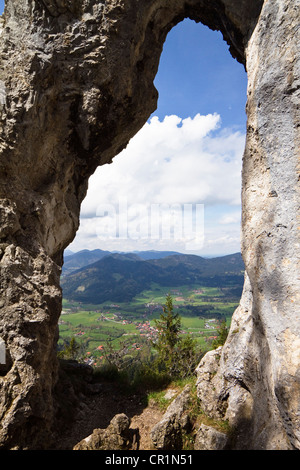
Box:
[0,0,298,450]
[196,1,300,450]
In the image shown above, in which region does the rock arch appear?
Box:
[0,0,299,450]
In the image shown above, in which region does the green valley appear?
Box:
[59,250,244,368]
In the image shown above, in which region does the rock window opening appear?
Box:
[61,19,247,374]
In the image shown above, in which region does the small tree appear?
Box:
[152,294,201,379]
[212,319,229,348]
[153,294,181,364]
[58,336,81,360]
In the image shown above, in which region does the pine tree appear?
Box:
[151,294,202,379]
[154,293,181,361]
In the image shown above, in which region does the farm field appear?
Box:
[59,283,239,366]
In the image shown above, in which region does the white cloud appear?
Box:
[219,211,241,225]
[70,113,245,255]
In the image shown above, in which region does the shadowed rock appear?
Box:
[73,413,139,450]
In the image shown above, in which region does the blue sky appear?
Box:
[0,3,247,256]
[77,20,247,256]
[152,20,247,130]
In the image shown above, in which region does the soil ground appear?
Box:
[55,380,165,450]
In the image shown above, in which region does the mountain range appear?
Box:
[61,249,245,304]
[62,249,182,276]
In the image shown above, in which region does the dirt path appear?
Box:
[130,404,164,450]
[55,381,164,450]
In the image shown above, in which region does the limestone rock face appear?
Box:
[0,0,298,450]
[150,384,192,450]
[196,1,300,450]
[194,424,228,450]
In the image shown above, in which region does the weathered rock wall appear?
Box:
[0,0,298,450]
[197,0,300,450]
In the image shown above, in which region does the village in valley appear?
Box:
[58,284,236,367]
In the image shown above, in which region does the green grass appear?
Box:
[145,376,232,450]
[59,283,239,363]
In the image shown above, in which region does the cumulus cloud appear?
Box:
[70,113,245,255]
